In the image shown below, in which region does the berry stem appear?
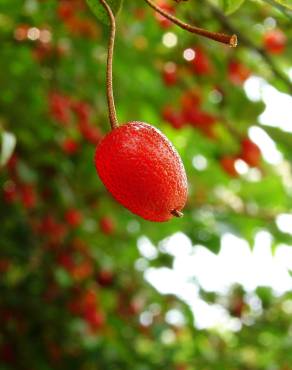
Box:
[99,0,119,130]
[144,0,237,47]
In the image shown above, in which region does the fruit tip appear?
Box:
[171,209,184,218]
[230,34,238,48]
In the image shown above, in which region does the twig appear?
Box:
[203,0,292,94]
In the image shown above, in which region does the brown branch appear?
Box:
[144,0,237,47]
[203,0,292,94]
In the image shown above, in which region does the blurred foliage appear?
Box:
[0,0,292,369]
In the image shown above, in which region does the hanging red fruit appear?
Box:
[95,122,187,222]
[94,0,188,222]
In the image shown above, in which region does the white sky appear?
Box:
[141,232,292,330]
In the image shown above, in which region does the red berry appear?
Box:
[0,344,14,364]
[7,154,18,173]
[57,253,75,271]
[162,106,185,129]
[95,122,187,222]
[180,90,201,111]
[190,47,212,75]
[14,24,30,41]
[57,2,74,20]
[68,299,83,315]
[38,215,67,241]
[71,101,91,122]
[3,182,18,204]
[220,156,239,177]
[71,260,93,281]
[61,138,79,155]
[155,1,175,29]
[32,42,54,62]
[0,259,11,273]
[65,208,83,227]
[79,121,102,145]
[176,365,187,370]
[264,29,286,54]
[99,216,115,235]
[19,184,37,209]
[230,298,246,318]
[185,108,215,128]
[239,138,261,167]
[82,288,98,309]
[134,7,146,20]
[49,93,71,125]
[97,269,114,286]
[183,107,216,138]
[83,306,104,330]
[38,215,56,234]
[162,62,178,86]
[228,61,251,86]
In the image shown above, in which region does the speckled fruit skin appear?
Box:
[95,122,188,222]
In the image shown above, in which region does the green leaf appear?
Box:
[86,0,123,25]
[273,0,292,10]
[1,131,16,166]
[263,0,292,18]
[220,0,246,14]
[262,126,292,162]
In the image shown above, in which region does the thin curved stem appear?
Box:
[99,0,119,130]
[144,0,237,47]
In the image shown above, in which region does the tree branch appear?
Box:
[203,0,292,94]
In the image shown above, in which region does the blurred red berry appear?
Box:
[65,208,83,227]
[240,138,261,167]
[83,306,104,330]
[183,107,216,138]
[176,365,187,370]
[220,156,239,177]
[79,121,102,145]
[162,106,185,129]
[162,62,178,86]
[57,253,75,271]
[264,29,286,54]
[0,344,14,364]
[49,92,71,125]
[3,182,18,204]
[14,24,29,41]
[7,154,18,173]
[71,101,91,122]
[0,259,11,273]
[97,270,114,287]
[155,1,175,29]
[134,7,146,20]
[190,47,212,75]
[19,184,37,209]
[57,2,74,20]
[61,138,79,155]
[38,215,67,242]
[68,299,83,315]
[180,90,201,112]
[71,260,93,281]
[33,43,53,62]
[82,288,98,309]
[230,297,246,318]
[99,216,115,235]
[228,61,251,85]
